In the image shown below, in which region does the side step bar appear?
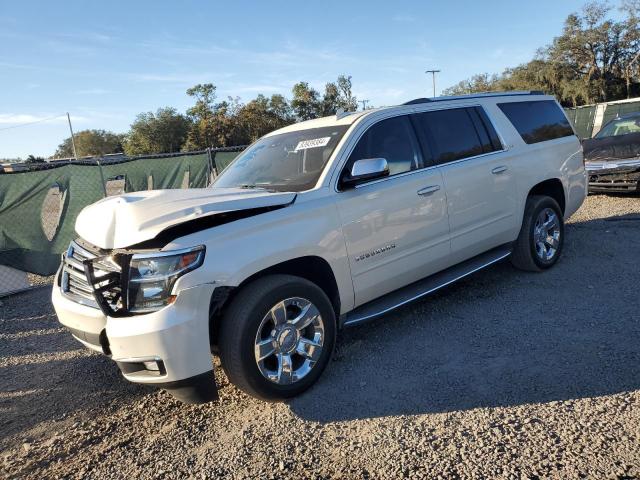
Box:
[343,245,512,327]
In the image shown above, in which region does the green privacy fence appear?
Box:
[0,147,243,278]
[564,106,597,139]
[564,98,640,139]
[600,100,640,128]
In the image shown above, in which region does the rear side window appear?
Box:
[346,115,422,177]
[412,107,500,165]
[498,100,574,144]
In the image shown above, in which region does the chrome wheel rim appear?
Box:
[533,208,560,261]
[254,297,324,385]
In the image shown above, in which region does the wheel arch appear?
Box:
[208,256,342,349]
[527,178,566,215]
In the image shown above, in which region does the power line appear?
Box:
[0,114,66,132]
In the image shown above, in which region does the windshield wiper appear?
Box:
[238,183,277,191]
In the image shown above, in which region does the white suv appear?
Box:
[52,91,587,403]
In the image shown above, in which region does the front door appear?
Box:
[334,115,451,307]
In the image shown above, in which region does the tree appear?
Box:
[321,82,340,116]
[291,82,321,120]
[184,83,217,150]
[54,129,124,158]
[442,73,501,96]
[443,1,640,106]
[235,94,295,143]
[24,155,45,164]
[125,107,191,155]
[336,75,358,111]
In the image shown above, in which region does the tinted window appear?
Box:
[346,115,422,177]
[498,100,574,144]
[474,107,503,150]
[467,107,494,153]
[412,108,485,164]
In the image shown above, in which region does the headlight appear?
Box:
[127,246,205,313]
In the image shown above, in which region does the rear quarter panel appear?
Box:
[483,100,586,238]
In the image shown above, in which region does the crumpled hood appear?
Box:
[75,187,296,249]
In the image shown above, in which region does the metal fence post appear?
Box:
[206,147,215,185]
[96,158,108,197]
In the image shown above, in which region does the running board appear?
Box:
[343,245,512,327]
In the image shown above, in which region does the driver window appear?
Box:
[346,115,422,177]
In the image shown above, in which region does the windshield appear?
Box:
[212,125,349,192]
[595,115,640,138]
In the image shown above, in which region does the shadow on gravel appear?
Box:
[0,290,148,440]
[0,350,148,439]
[290,216,640,422]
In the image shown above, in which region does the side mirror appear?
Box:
[341,158,389,188]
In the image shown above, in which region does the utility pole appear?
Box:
[66,112,78,161]
[425,69,441,98]
[359,99,370,110]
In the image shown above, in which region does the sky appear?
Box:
[0,0,592,159]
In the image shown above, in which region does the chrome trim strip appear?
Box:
[70,241,97,260]
[352,149,509,190]
[131,245,204,260]
[64,256,86,271]
[64,265,87,280]
[115,355,163,364]
[333,102,511,192]
[344,250,512,326]
[67,278,94,295]
[64,290,99,307]
[585,157,640,171]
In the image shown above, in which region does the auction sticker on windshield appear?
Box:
[295,137,331,151]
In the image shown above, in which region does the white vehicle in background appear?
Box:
[52,91,586,403]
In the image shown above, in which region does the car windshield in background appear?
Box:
[595,115,640,138]
[213,126,349,192]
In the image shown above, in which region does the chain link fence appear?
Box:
[0,146,244,295]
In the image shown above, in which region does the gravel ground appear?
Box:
[1,195,639,479]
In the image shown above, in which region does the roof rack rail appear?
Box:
[402,91,544,105]
[336,108,358,120]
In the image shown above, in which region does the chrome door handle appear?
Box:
[492,166,508,174]
[417,185,441,196]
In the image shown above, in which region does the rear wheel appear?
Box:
[219,274,336,401]
[511,195,564,271]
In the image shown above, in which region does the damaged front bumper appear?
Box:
[52,273,219,403]
[585,157,640,193]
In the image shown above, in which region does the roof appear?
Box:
[264,109,374,137]
[267,91,550,137]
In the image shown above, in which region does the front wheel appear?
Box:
[511,195,565,271]
[218,275,336,401]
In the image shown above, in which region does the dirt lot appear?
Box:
[1,195,639,479]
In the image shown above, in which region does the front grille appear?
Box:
[61,240,127,314]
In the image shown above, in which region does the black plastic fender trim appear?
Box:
[156,370,219,404]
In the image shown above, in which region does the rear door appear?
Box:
[412,106,517,263]
[334,115,451,306]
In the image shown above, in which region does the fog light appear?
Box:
[143,360,160,371]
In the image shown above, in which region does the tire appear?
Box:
[218,274,336,401]
[510,195,565,272]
